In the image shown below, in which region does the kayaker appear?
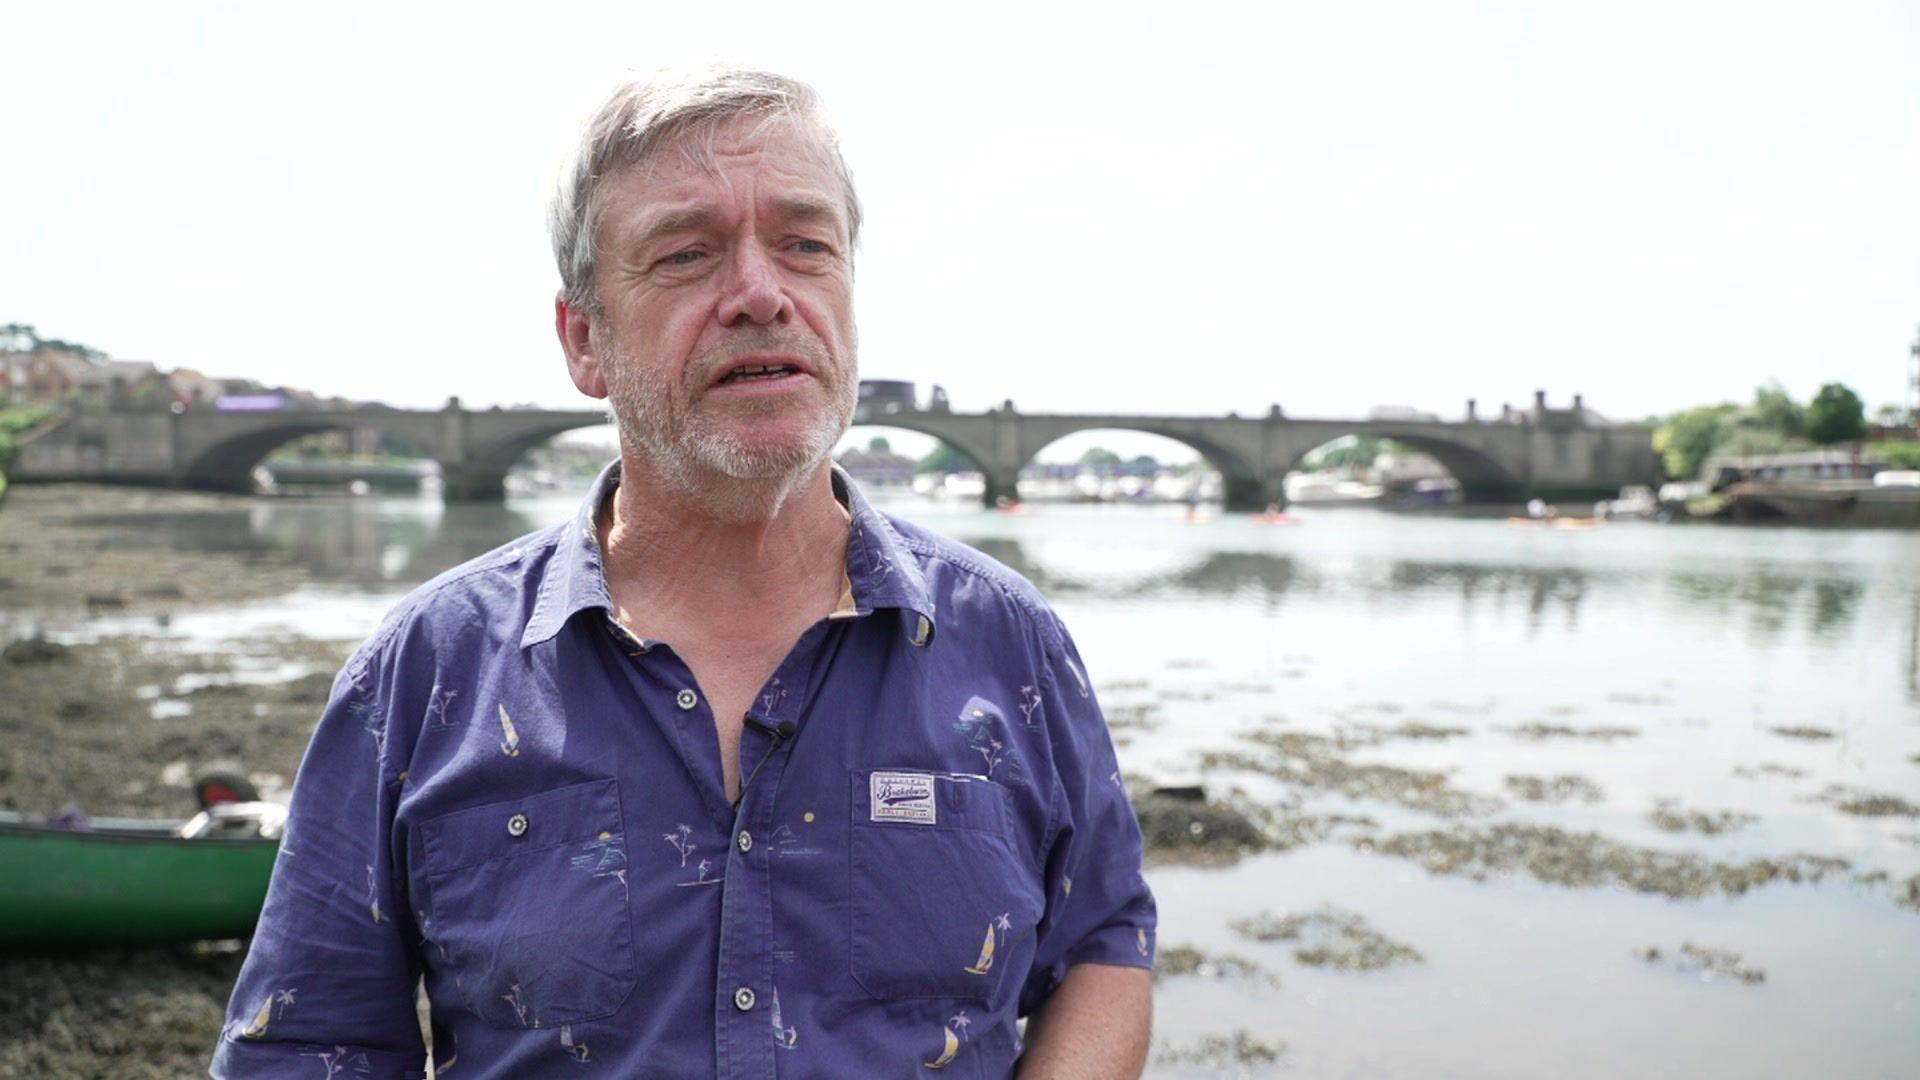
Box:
[213,64,1156,1079]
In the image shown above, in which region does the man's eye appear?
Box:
[792,240,829,255]
[661,249,705,267]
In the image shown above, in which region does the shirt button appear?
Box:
[675,688,699,711]
[737,830,753,854]
[733,986,756,1011]
[506,813,528,838]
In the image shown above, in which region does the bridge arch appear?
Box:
[175,410,617,499]
[178,418,377,493]
[839,413,1015,504]
[1279,426,1526,503]
[1015,419,1265,510]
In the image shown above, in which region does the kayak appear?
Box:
[0,799,283,946]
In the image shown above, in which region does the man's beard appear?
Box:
[599,326,856,510]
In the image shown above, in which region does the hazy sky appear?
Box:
[5,1,1917,426]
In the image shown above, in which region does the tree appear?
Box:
[1804,383,1866,445]
[1876,441,1920,470]
[1742,381,1804,438]
[1653,404,1737,478]
[915,443,972,474]
[867,436,892,453]
[1873,403,1907,426]
[1126,453,1160,468]
[1077,447,1122,468]
[1302,435,1389,472]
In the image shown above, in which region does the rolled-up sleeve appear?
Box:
[210,647,426,1079]
[1019,611,1157,1016]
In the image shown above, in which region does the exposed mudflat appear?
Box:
[0,486,348,1078]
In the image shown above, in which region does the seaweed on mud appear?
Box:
[1503,722,1639,742]
[1732,763,1809,781]
[1152,1031,1285,1070]
[1231,905,1425,971]
[1635,943,1765,985]
[1198,730,1501,819]
[1133,784,1378,865]
[1897,874,1920,912]
[1647,800,1758,836]
[1607,692,1668,707]
[1154,945,1279,985]
[1505,773,1604,804]
[1133,790,1273,866]
[1106,704,1163,729]
[1815,786,1920,818]
[1767,725,1836,741]
[0,943,247,1079]
[1,636,69,665]
[1335,721,1470,747]
[1363,823,1852,900]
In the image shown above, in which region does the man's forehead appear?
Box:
[600,119,845,234]
[637,117,838,197]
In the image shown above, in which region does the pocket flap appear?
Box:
[421,778,622,872]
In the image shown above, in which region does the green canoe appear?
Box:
[0,802,283,946]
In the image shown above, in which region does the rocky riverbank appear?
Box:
[1,485,353,1078]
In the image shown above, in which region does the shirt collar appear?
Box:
[521,459,935,649]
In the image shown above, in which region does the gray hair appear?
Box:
[548,65,863,313]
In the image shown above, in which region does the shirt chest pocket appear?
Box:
[419,778,636,1029]
[848,769,1043,1004]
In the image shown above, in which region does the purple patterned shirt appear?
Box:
[213,464,1156,1078]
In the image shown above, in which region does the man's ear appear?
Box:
[556,294,608,400]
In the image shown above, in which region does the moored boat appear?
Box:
[0,797,283,946]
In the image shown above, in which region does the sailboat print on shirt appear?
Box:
[963,913,1013,975]
[770,988,798,1050]
[925,1010,971,1069]
[498,704,521,757]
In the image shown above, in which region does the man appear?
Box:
[214,65,1155,1079]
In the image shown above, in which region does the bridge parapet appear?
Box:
[15,400,1657,508]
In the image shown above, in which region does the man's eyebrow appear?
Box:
[771,196,841,228]
[630,207,717,251]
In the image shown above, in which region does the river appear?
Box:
[32,485,1920,1077]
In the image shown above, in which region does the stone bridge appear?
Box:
[13,391,1657,509]
[12,401,606,500]
[853,392,1657,510]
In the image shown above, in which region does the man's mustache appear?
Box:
[689,330,835,390]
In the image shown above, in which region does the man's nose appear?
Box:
[717,242,791,327]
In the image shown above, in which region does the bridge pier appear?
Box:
[439,466,508,503]
[981,469,1022,509]
[1224,473,1276,513]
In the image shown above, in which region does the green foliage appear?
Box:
[1653,404,1737,478]
[915,443,972,474]
[1302,435,1390,472]
[1127,453,1160,468]
[0,404,55,435]
[1717,428,1809,458]
[0,405,55,472]
[866,435,892,453]
[1077,447,1123,467]
[1804,383,1866,445]
[1876,441,1920,470]
[1741,381,1804,438]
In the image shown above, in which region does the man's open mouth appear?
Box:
[717,362,801,385]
